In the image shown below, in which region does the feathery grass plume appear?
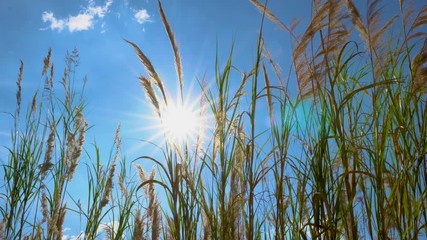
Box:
[0,219,4,239]
[65,129,76,167]
[15,60,24,126]
[405,4,427,41]
[31,91,38,114]
[250,0,295,36]
[42,48,52,76]
[139,76,161,117]
[201,210,211,240]
[40,120,56,178]
[132,210,145,240]
[49,64,55,89]
[100,125,121,207]
[158,0,184,99]
[41,189,49,223]
[44,63,55,97]
[61,68,70,107]
[293,2,328,60]
[117,174,128,198]
[146,168,161,240]
[103,224,114,240]
[126,40,168,105]
[100,159,116,208]
[56,204,67,240]
[67,110,87,180]
[346,0,396,77]
[229,136,245,238]
[344,0,369,43]
[262,45,284,86]
[291,2,330,99]
[151,199,161,240]
[134,163,147,183]
[321,0,351,57]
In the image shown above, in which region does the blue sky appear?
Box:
[0,0,309,161]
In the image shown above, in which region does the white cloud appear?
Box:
[68,13,94,32]
[87,0,113,18]
[134,9,150,24]
[41,0,113,33]
[42,11,65,31]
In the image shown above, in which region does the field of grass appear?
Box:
[1,0,426,239]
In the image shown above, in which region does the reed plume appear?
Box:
[158,0,184,100]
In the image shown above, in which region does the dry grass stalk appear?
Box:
[346,0,396,79]
[344,0,369,43]
[55,204,67,240]
[41,121,56,178]
[132,210,145,240]
[146,168,161,240]
[262,45,284,86]
[49,64,55,89]
[100,125,121,207]
[103,224,114,240]
[139,76,161,117]
[0,219,4,239]
[323,0,350,57]
[135,163,162,238]
[31,91,38,114]
[100,159,116,208]
[229,141,245,238]
[117,174,128,198]
[406,4,427,41]
[201,210,211,240]
[67,110,87,180]
[158,0,184,99]
[42,48,52,76]
[61,68,70,107]
[151,199,161,240]
[15,60,24,124]
[291,1,331,99]
[41,189,49,223]
[126,40,168,104]
[250,0,294,35]
[134,163,147,183]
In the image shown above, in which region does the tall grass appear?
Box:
[1,0,426,239]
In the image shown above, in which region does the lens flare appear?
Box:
[160,101,201,144]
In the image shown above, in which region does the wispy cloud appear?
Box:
[134,9,150,24]
[87,0,113,18]
[42,0,113,33]
[42,12,65,31]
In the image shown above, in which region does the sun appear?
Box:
[160,100,201,144]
